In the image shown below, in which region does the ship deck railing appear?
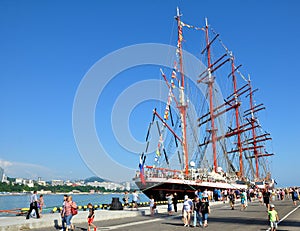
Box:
[135,170,232,184]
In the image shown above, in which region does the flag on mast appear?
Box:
[139,154,146,185]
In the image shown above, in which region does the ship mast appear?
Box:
[204,18,218,172]
[175,7,189,177]
[248,80,259,179]
[231,57,244,178]
[243,78,273,181]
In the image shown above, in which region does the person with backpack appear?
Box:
[291,188,299,206]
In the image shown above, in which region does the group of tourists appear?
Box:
[151,190,210,227]
[25,190,44,219]
[122,190,140,210]
[24,186,299,231]
[25,191,97,231]
[59,194,98,231]
[146,186,299,230]
[199,186,299,209]
[182,194,210,227]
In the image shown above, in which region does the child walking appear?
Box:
[87,203,97,231]
[38,194,45,215]
[268,204,279,231]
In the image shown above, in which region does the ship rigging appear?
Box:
[134,8,274,200]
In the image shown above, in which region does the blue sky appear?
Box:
[0,0,299,186]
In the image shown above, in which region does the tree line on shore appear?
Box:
[0,178,126,193]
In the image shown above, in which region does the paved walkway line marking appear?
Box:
[265,204,300,231]
[102,218,163,230]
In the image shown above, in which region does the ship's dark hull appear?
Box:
[134,177,247,201]
[135,181,197,201]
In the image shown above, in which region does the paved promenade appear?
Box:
[1,199,299,231]
[0,203,181,231]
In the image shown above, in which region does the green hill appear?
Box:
[84,176,107,183]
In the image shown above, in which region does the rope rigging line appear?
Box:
[162,113,180,165]
[186,111,203,164]
[210,27,248,83]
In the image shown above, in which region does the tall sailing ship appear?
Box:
[133,8,274,200]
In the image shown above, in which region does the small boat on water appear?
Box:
[134,7,274,200]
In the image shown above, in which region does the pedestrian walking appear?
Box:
[202,188,209,201]
[280,189,285,200]
[213,188,218,201]
[263,188,271,211]
[38,195,44,215]
[26,191,40,219]
[198,189,203,200]
[229,190,236,210]
[194,189,199,198]
[271,190,276,202]
[87,203,97,231]
[268,204,279,231]
[291,188,299,206]
[240,190,247,211]
[166,193,173,215]
[60,195,68,231]
[257,189,263,205]
[222,189,228,203]
[201,197,210,227]
[149,195,156,216]
[247,189,252,203]
[131,190,139,210]
[122,191,129,207]
[62,195,77,231]
[182,195,193,227]
[172,192,178,212]
[193,197,202,227]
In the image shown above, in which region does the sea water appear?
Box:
[0,193,149,216]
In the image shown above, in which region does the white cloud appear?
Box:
[0,159,59,180]
[0,159,13,168]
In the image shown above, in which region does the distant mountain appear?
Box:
[84,176,108,183]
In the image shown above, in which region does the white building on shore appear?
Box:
[51,180,64,186]
[15,178,34,187]
[86,181,125,190]
[0,167,4,182]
